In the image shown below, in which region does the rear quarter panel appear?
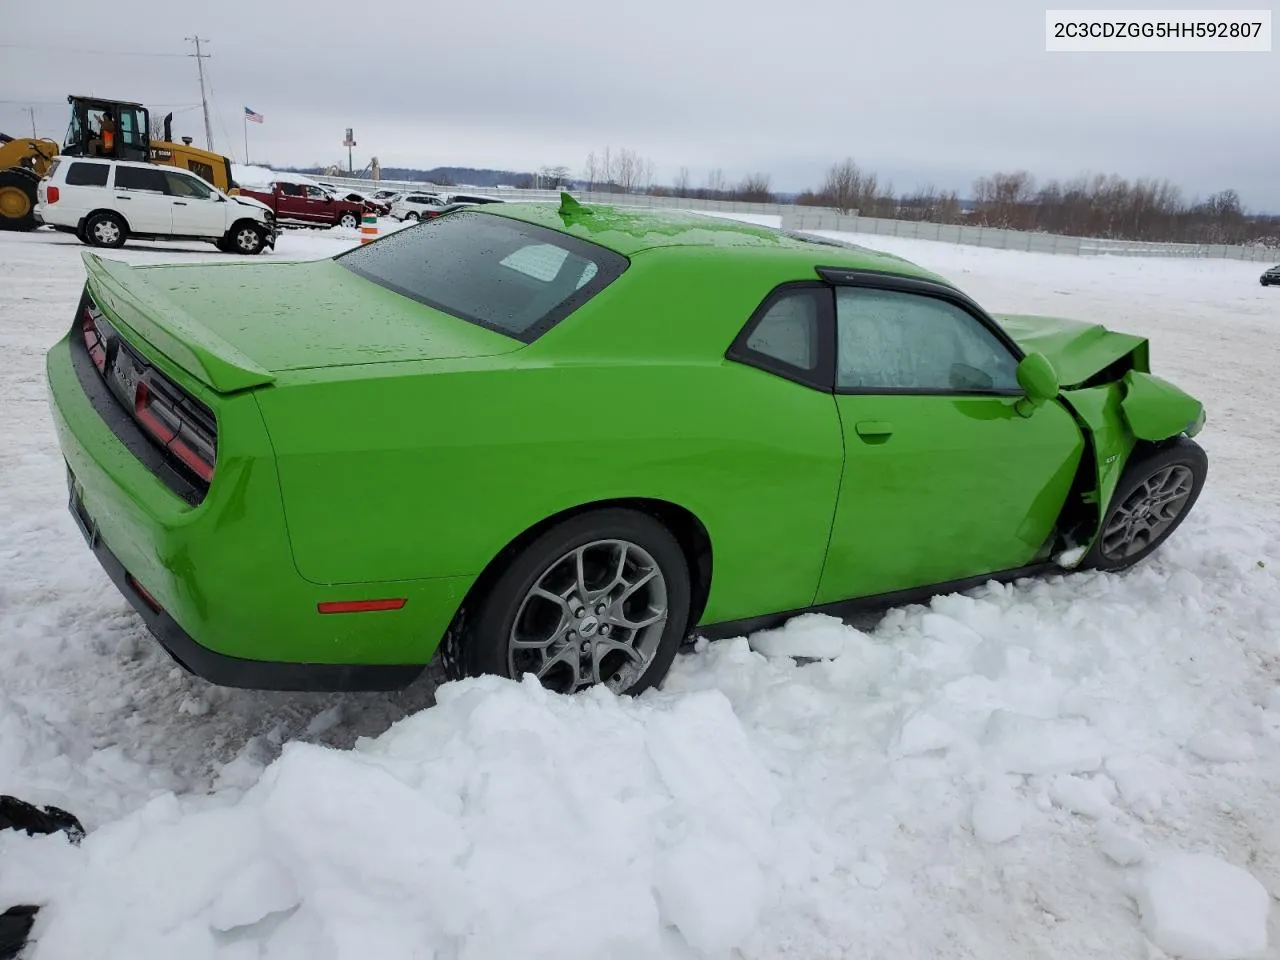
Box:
[255,252,847,625]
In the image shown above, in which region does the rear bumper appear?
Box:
[47,324,469,690]
[67,472,423,692]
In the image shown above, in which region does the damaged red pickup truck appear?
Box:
[234,180,364,229]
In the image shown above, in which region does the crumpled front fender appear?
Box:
[1120,371,1206,441]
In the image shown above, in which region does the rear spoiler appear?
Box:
[81,253,275,394]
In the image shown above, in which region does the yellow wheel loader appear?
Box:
[1,95,236,231]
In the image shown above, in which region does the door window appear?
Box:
[834,287,1020,393]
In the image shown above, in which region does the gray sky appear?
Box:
[2,0,1276,209]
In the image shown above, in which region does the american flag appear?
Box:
[244,107,263,123]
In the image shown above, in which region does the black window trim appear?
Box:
[333,209,631,344]
[817,266,1029,399]
[725,281,836,392]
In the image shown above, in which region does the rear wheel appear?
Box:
[338,212,359,229]
[405,211,419,221]
[0,169,39,231]
[1083,437,1207,572]
[444,509,692,696]
[84,211,127,248]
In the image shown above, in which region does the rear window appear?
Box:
[335,210,628,342]
[64,161,109,187]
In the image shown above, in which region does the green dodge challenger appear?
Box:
[46,196,1208,694]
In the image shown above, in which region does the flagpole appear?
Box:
[243,112,249,165]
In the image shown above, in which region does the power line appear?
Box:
[0,42,187,58]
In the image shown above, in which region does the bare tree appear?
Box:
[735,173,773,203]
[674,166,691,196]
[822,158,861,214]
[705,168,726,197]
[583,152,599,191]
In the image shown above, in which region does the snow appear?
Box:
[1135,853,1271,959]
[2,222,1279,958]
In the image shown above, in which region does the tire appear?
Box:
[1082,437,1208,573]
[84,211,127,248]
[0,168,39,232]
[444,508,692,697]
[338,212,359,229]
[75,221,90,245]
[226,221,265,255]
[405,211,419,221]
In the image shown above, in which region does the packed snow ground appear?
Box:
[1,217,1278,960]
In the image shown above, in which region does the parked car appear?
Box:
[448,192,505,205]
[46,199,1208,697]
[34,157,276,254]
[1260,265,1280,286]
[415,201,474,222]
[389,192,445,220]
[333,190,391,216]
[235,180,364,229]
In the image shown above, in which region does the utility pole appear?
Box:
[185,35,214,152]
[24,106,36,138]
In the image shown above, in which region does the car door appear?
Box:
[815,279,1085,605]
[303,185,334,222]
[110,165,173,234]
[164,170,227,238]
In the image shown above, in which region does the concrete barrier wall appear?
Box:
[311,173,1276,262]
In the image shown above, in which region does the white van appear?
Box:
[35,157,277,254]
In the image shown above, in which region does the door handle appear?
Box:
[173,201,188,206]
[854,420,894,439]
[115,195,130,200]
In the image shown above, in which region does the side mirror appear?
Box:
[1015,352,1060,417]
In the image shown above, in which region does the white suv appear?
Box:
[389,192,445,220]
[35,157,277,255]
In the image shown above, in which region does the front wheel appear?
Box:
[444,509,692,697]
[1083,437,1207,572]
[338,212,359,229]
[226,222,266,255]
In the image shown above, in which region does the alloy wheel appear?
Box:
[92,220,120,245]
[507,539,669,694]
[1099,464,1195,561]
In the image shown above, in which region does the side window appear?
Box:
[305,186,329,199]
[64,162,109,187]
[744,290,822,373]
[278,182,302,196]
[834,287,1020,393]
[114,166,170,194]
[164,172,213,199]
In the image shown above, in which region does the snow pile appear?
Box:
[1135,853,1271,959]
[230,164,322,190]
[2,227,1279,958]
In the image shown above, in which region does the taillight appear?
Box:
[47,185,60,204]
[81,306,106,373]
[133,378,217,481]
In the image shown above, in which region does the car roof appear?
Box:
[483,201,945,282]
[59,157,172,171]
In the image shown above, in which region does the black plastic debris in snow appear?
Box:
[0,796,85,960]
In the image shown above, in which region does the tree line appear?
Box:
[572,149,1278,246]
